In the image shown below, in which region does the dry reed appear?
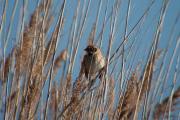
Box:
[0,0,179,120]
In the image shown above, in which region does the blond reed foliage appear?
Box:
[53,49,68,74]
[1,53,12,83]
[116,72,139,119]
[49,83,58,119]
[107,77,115,119]
[19,2,53,119]
[64,77,85,119]
[154,87,180,119]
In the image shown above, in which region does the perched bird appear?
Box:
[80,45,105,79]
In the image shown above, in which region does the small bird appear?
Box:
[80,45,105,79]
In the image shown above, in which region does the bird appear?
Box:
[80,45,105,79]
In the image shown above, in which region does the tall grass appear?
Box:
[0,0,180,119]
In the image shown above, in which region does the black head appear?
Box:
[84,45,97,55]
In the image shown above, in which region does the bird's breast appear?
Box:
[84,55,105,75]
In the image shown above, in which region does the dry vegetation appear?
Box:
[0,0,180,120]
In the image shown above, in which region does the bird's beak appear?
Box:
[84,48,88,51]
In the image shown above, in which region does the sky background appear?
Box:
[0,0,180,119]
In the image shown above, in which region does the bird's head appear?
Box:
[84,45,97,55]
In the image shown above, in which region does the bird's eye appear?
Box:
[93,48,97,52]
